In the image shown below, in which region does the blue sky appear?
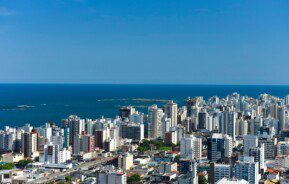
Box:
[0,0,289,84]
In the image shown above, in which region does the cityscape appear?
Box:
[0,93,289,183]
[1,0,289,184]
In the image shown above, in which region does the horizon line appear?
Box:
[1,82,289,86]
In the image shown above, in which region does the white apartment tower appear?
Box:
[180,135,202,160]
[164,100,178,127]
[148,105,164,139]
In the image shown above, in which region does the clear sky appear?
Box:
[1,0,289,85]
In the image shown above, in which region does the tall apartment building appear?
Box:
[209,163,231,184]
[258,137,276,159]
[120,123,144,141]
[21,132,38,158]
[208,133,232,162]
[164,100,178,127]
[180,135,202,160]
[148,105,164,139]
[234,156,259,184]
[243,135,258,156]
[73,134,94,155]
[62,115,85,145]
[118,153,133,171]
[249,144,265,171]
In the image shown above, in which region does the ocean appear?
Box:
[1,84,289,128]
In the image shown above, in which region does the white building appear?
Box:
[216,178,249,184]
[0,132,16,151]
[224,135,233,158]
[96,167,127,184]
[243,135,258,156]
[40,142,71,164]
[148,105,164,139]
[277,141,289,156]
[164,100,178,127]
[180,135,202,160]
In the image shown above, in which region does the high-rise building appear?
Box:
[220,110,229,135]
[118,153,133,171]
[234,156,259,184]
[63,127,70,149]
[249,144,265,171]
[208,133,232,162]
[243,135,258,156]
[21,132,38,158]
[179,159,198,184]
[86,119,95,135]
[198,109,207,130]
[82,134,95,153]
[164,131,178,145]
[63,115,85,146]
[239,120,248,136]
[41,143,60,164]
[119,106,135,119]
[180,135,202,160]
[285,95,289,105]
[94,129,109,149]
[277,141,289,156]
[148,105,164,139]
[0,132,16,151]
[185,97,203,117]
[278,106,285,133]
[258,137,276,159]
[120,123,144,141]
[209,163,231,184]
[228,111,236,140]
[129,111,144,124]
[52,135,64,150]
[270,103,278,119]
[73,134,94,155]
[224,135,233,158]
[164,100,178,127]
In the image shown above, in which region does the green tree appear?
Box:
[198,175,207,184]
[35,156,39,162]
[16,159,33,169]
[174,155,181,162]
[128,174,141,183]
[0,163,14,170]
[65,175,72,182]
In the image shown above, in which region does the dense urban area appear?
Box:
[1,93,289,184]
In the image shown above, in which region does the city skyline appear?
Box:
[1,0,289,85]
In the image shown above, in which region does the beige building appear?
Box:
[2,153,24,163]
[118,153,133,171]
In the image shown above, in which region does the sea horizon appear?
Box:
[1,83,289,128]
[2,83,289,86]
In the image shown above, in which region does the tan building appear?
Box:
[2,153,24,163]
[118,153,133,171]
